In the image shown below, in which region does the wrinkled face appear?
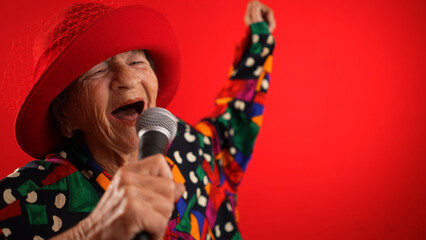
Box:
[62,50,158,153]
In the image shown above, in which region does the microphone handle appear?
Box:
[139,131,169,159]
[134,130,170,240]
[134,232,150,240]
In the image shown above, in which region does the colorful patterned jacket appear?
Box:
[0,21,274,240]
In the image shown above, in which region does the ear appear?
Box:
[51,95,74,138]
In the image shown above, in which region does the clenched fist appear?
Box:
[52,154,185,240]
[244,0,276,32]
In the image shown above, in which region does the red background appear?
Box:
[1,0,426,239]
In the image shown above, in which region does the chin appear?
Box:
[119,134,140,152]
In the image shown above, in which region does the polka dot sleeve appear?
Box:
[195,21,275,190]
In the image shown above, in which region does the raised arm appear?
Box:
[195,0,276,190]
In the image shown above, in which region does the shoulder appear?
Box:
[168,118,215,167]
[0,156,92,239]
[0,156,77,209]
[173,118,214,147]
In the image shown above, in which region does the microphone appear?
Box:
[134,107,178,240]
[136,107,177,159]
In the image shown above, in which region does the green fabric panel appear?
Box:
[176,195,197,233]
[17,180,39,197]
[217,111,230,128]
[230,110,259,156]
[210,155,215,172]
[73,155,89,169]
[249,42,262,55]
[69,144,89,168]
[250,21,270,35]
[40,178,67,192]
[38,160,52,169]
[198,134,204,148]
[67,172,99,212]
[231,231,243,240]
[25,204,48,225]
[196,165,206,182]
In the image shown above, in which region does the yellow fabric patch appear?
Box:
[172,165,185,185]
[194,122,214,138]
[228,66,234,78]
[215,97,233,105]
[165,156,174,166]
[235,205,240,223]
[251,115,263,127]
[207,225,216,240]
[221,150,235,168]
[263,55,273,73]
[190,213,201,240]
[256,71,266,92]
[215,151,223,161]
[204,182,211,195]
[96,173,111,191]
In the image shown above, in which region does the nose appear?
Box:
[110,63,140,90]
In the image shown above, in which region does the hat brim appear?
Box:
[15,5,180,159]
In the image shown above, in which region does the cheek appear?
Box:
[68,82,110,128]
[145,72,159,101]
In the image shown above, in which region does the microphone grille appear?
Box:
[136,107,178,142]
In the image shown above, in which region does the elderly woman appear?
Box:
[0,1,275,239]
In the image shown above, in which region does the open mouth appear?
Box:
[111,101,144,121]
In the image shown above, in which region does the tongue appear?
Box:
[112,108,139,121]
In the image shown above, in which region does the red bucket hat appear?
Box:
[15,2,180,159]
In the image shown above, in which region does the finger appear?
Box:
[250,1,264,23]
[121,154,173,179]
[128,197,170,240]
[174,183,185,201]
[128,185,175,219]
[263,7,276,32]
[244,1,253,25]
[98,187,170,239]
[115,171,177,201]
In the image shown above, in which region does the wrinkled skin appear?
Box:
[55,50,158,174]
[51,1,275,239]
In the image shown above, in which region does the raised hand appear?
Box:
[244,0,276,32]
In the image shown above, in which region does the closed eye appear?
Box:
[88,69,107,77]
[93,69,105,74]
[129,61,144,65]
[82,61,109,80]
